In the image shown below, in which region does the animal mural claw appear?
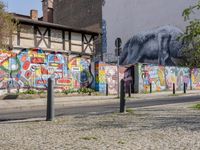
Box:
[0,49,94,93]
[119,25,184,66]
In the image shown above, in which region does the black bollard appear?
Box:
[150,83,152,93]
[106,83,109,96]
[173,83,176,95]
[46,78,54,121]
[120,79,126,113]
[184,83,187,94]
[128,84,131,98]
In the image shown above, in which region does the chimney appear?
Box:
[42,0,54,23]
[30,10,38,20]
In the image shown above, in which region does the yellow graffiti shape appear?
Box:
[35,68,41,76]
[191,75,197,84]
[2,60,9,69]
[171,75,176,83]
[158,70,165,86]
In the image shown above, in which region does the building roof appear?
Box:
[12,13,100,35]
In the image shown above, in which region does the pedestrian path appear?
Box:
[131,90,200,100]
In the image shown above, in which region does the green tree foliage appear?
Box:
[0,1,16,49]
[180,0,200,68]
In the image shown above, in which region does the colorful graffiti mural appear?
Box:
[105,66,117,94]
[165,67,190,90]
[0,49,94,93]
[191,68,200,90]
[1,48,198,95]
[95,62,126,94]
[139,64,166,92]
[0,50,127,95]
[17,49,47,89]
[95,62,107,93]
[68,57,93,88]
[138,64,191,92]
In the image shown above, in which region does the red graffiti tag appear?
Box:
[57,78,71,85]
[37,80,47,84]
[21,55,27,62]
[23,61,30,70]
[31,57,44,64]
[25,71,32,79]
[41,67,48,74]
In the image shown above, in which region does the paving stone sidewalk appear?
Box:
[0,100,200,149]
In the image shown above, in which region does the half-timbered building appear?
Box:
[0,11,100,94]
[12,11,99,58]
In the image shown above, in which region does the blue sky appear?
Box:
[1,0,42,16]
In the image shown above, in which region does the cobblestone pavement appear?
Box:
[0,102,200,150]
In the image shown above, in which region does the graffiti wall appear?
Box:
[119,26,183,66]
[0,49,93,94]
[138,63,191,93]
[95,62,126,94]
[139,64,166,93]
[3,48,197,95]
[191,68,200,90]
[0,49,128,95]
[0,50,18,91]
[68,56,93,89]
[165,67,190,90]
[95,62,107,93]
[105,66,126,94]
[105,66,117,94]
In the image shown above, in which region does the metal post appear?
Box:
[106,83,109,96]
[128,83,131,98]
[184,83,187,94]
[46,78,54,121]
[120,79,126,113]
[117,56,120,98]
[173,83,175,95]
[115,37,122,98]
[150,83,152,93]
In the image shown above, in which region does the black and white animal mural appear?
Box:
[119,25,184,66]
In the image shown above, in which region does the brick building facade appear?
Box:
[53,0,102,33]
[52,0,103,60]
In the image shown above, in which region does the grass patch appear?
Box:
[80,136,98,141]
[126,108,134,114]
[62,88,96,96]
[143,91,149,94]
[192,104,200,110]
[118,141,125,144]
